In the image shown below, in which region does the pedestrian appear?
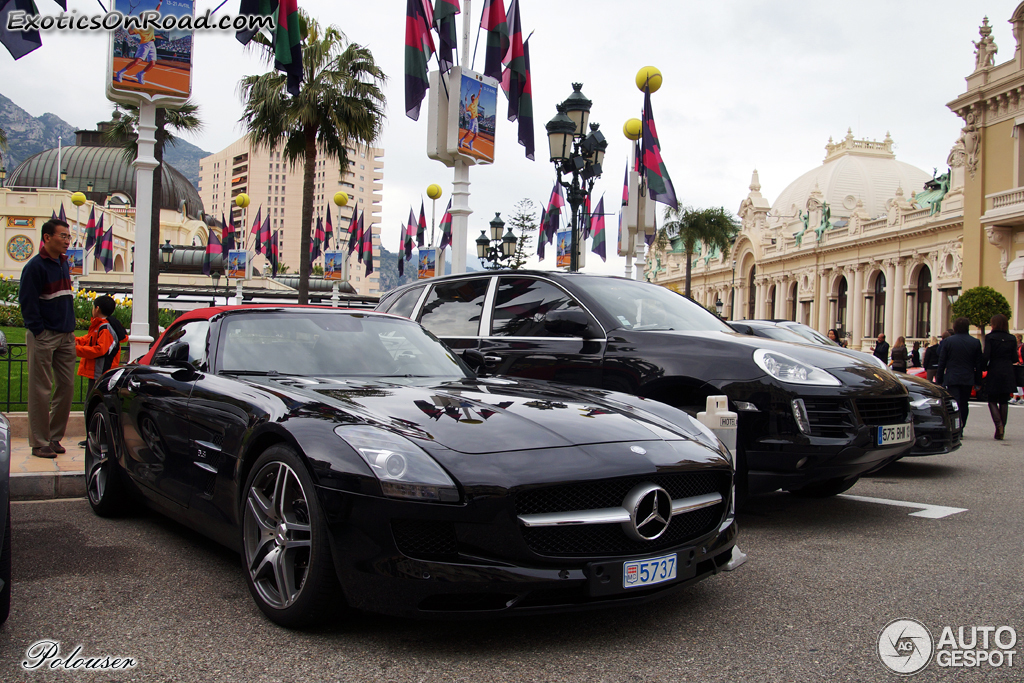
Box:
[17,218,76,458]
[936,317,983,429]
[74,295,125,447]
[982,314,1017,440]
[873,333,889,364]
[911,341,921,368]
[1014,333,1024,404]
[827,329,840,344]
[923,335,940,382]
[890,336,909,373]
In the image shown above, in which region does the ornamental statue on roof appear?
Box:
[973,17,998,71]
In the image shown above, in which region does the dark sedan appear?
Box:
[377,271,912,499]
[84,306,738,626]
[730,320,961,457]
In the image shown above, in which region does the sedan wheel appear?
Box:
[85,405,128,517]
[242,446,343,627]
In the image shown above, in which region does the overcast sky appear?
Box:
[3,0,1020,276]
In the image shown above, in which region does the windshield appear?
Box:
[754,326,817,345]
[784,323,840,347]
[583,277,734,332]
[218,312,468,378]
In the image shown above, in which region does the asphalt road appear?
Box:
[3,406,1023,682]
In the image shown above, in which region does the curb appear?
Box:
[11,471,86,500]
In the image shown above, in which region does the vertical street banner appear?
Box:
[556,229,571,269]
[418,248,436,279]
[324,251,345,280]
[107,0,195,105]
[228,249,246,279]
[67,248,84,276]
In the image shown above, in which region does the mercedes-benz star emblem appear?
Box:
[621,483,673,541]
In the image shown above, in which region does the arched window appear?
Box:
[767,285,777,320]
[873,273,886,337]
[837,277,848,334]
[916,266,932,338]
[747,265,757,319]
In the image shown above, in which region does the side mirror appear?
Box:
[154,340,190,366]
[462,349,486,372]
[543,310,595,338]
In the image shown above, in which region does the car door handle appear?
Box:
[484,355,502,364]
[128,377,140,389]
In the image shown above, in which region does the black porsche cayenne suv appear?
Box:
[378,271,912,498]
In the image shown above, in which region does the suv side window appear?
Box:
[155,320,210,369]
[492,277,588,337]
[418,279,490,337]
[383,285,425,319]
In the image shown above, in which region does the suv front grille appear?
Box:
[515,472,730,557]
[855,397,909,425]
[802,398,855,438]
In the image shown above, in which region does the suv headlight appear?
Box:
[910,396,942,410]
[753,349,841,386]
[335,425,460,503]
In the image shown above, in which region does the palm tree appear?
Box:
[239,13,386,304]
[657,206,739,297]
[105,103,204,338]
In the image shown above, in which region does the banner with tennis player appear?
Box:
[107,0,195,103]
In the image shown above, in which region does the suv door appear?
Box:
[416,277,491,352]
[477,276,606,388]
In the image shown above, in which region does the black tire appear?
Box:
[85,405,129,517]
[0,501,10,626]
[788,476,859,498]
[241,445,344,628]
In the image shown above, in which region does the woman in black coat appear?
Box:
[923,336,940,382]
[984,314,1018,440]
[890,336,909,373]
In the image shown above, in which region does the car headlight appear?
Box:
[910,396,942,410]
[753,349,841,386]
[335,425,460,503]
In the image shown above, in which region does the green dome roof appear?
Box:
[8,146,204,219]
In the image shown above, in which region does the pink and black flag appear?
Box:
[640,86,678,209]
[582,194,592,239]
[405,0,435,120]
[480,0,508,82]
[537,208,547,261]
[259,213,272,256]
[433,0,460,73]
[310,215,324,261]
[84,207,97,251]
[96,225,115,273]
[58,203,66,224]
[621,161,629,207]
[398,226,406,277]
[591,195,607,261]
[438,200,454,252]
[324,205,333,251]
[361,213,374,276]
[203,229,222,276]
[405,208,416,260]
[250,205,263,253]
[269,230,280,276]
[417,200,427,248]
[500,0,534,160]
[348,209,361,255]
[544,181,565,245]
[222,214,236,253]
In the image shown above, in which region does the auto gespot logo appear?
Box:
[878,619,1018,675]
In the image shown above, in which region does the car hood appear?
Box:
[635,330,881,372]
[260,375,715,455]
[900,373,948,398]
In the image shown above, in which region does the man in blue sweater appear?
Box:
[18,219,76,458]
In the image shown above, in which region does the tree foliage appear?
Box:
[951,285,1011,334]
[657,206,739,296]
[238,13,386,304]
[506,198,537,270]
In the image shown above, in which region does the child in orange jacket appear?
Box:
[75,295,123,395]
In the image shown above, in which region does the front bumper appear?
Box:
[904,406,962,457]
[316,486,737,619]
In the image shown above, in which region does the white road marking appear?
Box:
[838,494,968,519]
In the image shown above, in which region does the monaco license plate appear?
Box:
[878,423,913,446]
[623,553,677,589]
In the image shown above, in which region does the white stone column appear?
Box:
[754,281,764,319]
[128,101,157,361]
[884,260,896,342]
[818,271,830,332]
[851,267,864,351]
[892,258,906,340]
[930,258,942,338]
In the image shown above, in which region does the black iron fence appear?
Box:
[1,343,131,413]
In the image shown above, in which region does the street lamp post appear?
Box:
[475,213,518,270]
[545,84,607,272]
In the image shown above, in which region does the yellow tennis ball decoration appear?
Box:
[635,66,662,93]
[235,193,250,208]
[623,118,642,141]
[70,192,87,206]
[333,191,349,207]
[426,183,443,200]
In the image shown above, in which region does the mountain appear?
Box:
[0,93,76,174]
[376,246,481,293]
[0,92,208,188]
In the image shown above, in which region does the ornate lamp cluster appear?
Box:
[475,212,518,270]
[545,83,608,271]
